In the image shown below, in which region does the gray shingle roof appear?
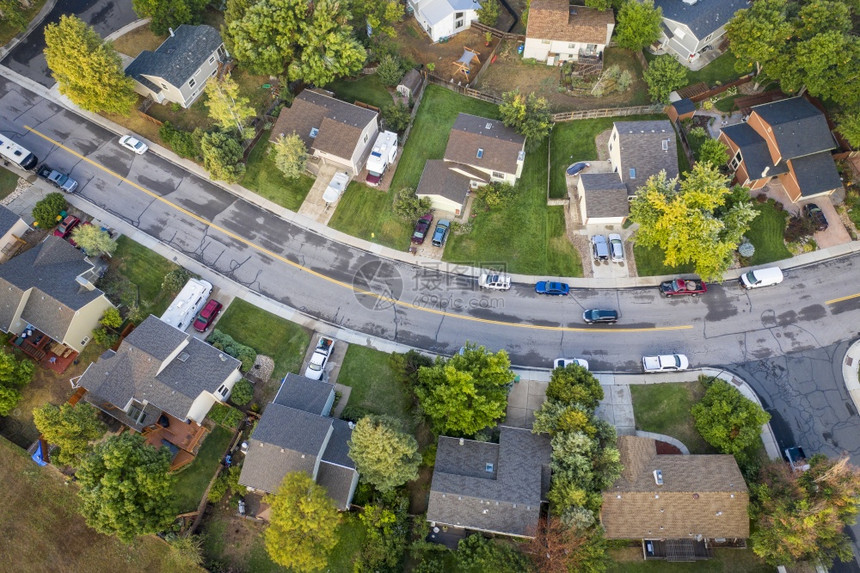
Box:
[0,205,22,237]
[322,419,356,469]
[125,25,223,88]
[614,120,679,195]
[0,236,105,340]
[580,173,630,218]
[791,152,844,198]
[427,427,552,537]
[445,114,525,176]
[751,97,836,159]
[398,69,423,93]
[252,403,333,456]
[274,373,334,416]
[415,160,487,205]
[655,0,747,38]
[721,123,788,181]
[79,315,240,424]
[317,461,357,510]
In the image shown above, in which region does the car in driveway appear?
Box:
[411,213,433,244]
[642,354,689,372]
[582,309,619,324]
[535,281,570,296]
[119,135,148,155]
[431,219,450,247]
[608,233,624,262]
[591,235,609,261]
[553,358,589,370]
[193,299,223,332]
[802,203,828,231]
[53,215,80,239]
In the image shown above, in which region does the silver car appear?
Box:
[609,233,624,262]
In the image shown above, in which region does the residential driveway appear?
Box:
[1,0,138,87]
[297,164,342,225]
[810,197,852,248]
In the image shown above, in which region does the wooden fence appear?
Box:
[425,74,504,104]
[470,21,525,42]
[551,104,664,122]
[689,74,754,103]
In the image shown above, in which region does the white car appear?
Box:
[119,135,148,155]
[642,354,689,373]
[554,358,589,371]
[609,233,624,262]
[478,273,511,290]
[322,171,349,204]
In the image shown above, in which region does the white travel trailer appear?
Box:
[365,131,398,186]
[160,278,213,331]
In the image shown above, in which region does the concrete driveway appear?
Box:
[297,164,343,225]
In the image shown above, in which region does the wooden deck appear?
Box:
[11,330,78,373]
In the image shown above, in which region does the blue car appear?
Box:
[566,162,590,176]
[535,281,570,296]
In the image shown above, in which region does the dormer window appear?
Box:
[476,148,484,158]
[309,127,319,138]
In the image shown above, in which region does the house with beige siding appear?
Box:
[125,25,227,109]
[270,90,379,177]
[523,0,615,65]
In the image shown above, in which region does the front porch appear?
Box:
[11,328,79,373]
[139,411,209,470]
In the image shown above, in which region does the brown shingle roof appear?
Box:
[416,160,487,204]
[526,0,614,45]
[601,436,749,540]
[270,90,377,161]
[444,114,525,176]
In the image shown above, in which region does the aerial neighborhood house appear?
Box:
[409,0,482,43]
[75,315,242,469]
[417,113,525,216]
[0,204,29,262]
[653,0,747,64]
[0,236,114,369]
[426,426,552,538]
[577,120,678,225]
[523,0,615,66]
[601,436,749,561]
[270,90,379,177]
[239,373,359,510]
[719,97,843,203]
[124,24,227,109]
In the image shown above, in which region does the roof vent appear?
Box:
[485,122,492,129]
[219,353,226,361]
[693,493,700,499]
[482,509,488,514]
[459,438,464,446]
[177,352,190,363]
[662,139,669,151]
[682,0,697,5]
[653,469,663,485]
[280,448,285,453]
[716,511,723,516]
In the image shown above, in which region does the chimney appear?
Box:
[169,27,175,37]
[653,469,663,486]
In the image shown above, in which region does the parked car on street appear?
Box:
[642,354,689,373]
[582,309,619,324]
[37,165,78,192]
[411,213,433,244]
[193,299,223,332]
[660,278,707,297]
[479,273,511,290]
[608,233,624,262]
[431,219,450,247]
[802,203,828,231]
[553,358,589,371]
[53,215,80,239]
[535,281,570,296]
[740,266,783,289]
[591,235,609,261]
[119,135,148,155]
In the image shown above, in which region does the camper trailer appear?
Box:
[160,278,213,331]
[365,131,398,186]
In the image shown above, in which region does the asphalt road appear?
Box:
[0,0,138,87]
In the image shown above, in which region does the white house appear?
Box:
[409,0,482,43]
[523,0,615,65]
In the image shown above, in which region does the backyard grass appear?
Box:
[336,345,416,432]
[602,48,651,107]
[327,74,394,110]
[445,139,583,276]
[548,114,667,199]
[608,546,772,572]
[99,235,183,317]
[212,298,310,382]
[0,166,20,200]
[0,0,47,46]
[241,129,315,211]
[685,52,742,87]
[111,26,167,58]
[715,94,742,112]
[744,201,792,266]
[172,425,233,513]
[0,437,200,572]
[630,381,717,455]
[632,243,697,277]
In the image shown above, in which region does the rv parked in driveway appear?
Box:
[365,131,398,186]
[740,267,783,289]
[160,278,213,331]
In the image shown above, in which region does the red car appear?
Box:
[659,278,707,297]
[53,215,80,239]
[193,299,223,332]
[411,213,433,244]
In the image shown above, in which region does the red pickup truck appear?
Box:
[659,278,707,297]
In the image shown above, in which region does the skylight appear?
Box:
[629,168,636,179]
[477,148,484,158]
[309,127,319,138]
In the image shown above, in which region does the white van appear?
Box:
[160,278,213,331]
[740,267,783,289]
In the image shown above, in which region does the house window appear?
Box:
[209,55,216,64]
[608,142,612,152]
[730,150,742,170]
[217,385,229,398]
[455,19,464,29]
[127,400,147,424]
[629,168,636,179]
[188,78,196,88]
[586,44,598,54]
[455,11,463,18]
[492,171,504,179]
[476,148,484,158]
[310,127,319,138]
[568,43,576,49]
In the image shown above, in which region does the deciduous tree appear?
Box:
[0,0,28,32]
[382,101,411,133]
[726,0,792,84]
[351,0,404,38]
[225,0,302,76]
[629,163,758,280]
[264,472,340,572]
[0,349,35,390]
[348,414,421,492]
[201,130,246,183]
[546,364,604,411]
[393,187,432,221]
[697,138,730,168]
[692,380,770,456]
[33,403,106,466]
[270,133,308,179]
[614,0,662,52]
[77,433,175,541]
[836,111,860,149]
[204,75,256,137]
[643,55,688,104]
[456,534,531,573]
[499,90,551,152]
[525,517,610,573]
[44,15,137,115]
[415,343,514,435]
[70,224,117,257]
[132,0,207,36]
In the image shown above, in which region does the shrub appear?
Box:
[229,379,254,406]
[375,54,403,87]
[340,404,370,423]
[392,187,431,220]
[92,327,119,348]
[159,121,201,159]
[162,268,192,293]
[208,403,244,429]
[784,215,816,242]
[476,182,515,209]
[32,192,67,229]
[100,307,123,329]
[382,101,411,133]
[207,329,257,371]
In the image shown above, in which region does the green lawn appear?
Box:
[445,139,583,276]
[685,52,742,87]
[99,236,184,317]
[632,243,697,277]
[326,74,394,110]
[630,381,717,455]
[328,515,368,572]
[549,115,667,199]
[336,345,416,431]
[603,48,651,107]
[241,129,315,211]
[173,425,233,513]
[608,547,773,572]
[327,182,413,249]
[0,166,20,200]
[715,94,742,112]
[0,0,47,46]
[744,201,791,265]
[213,298,311,381]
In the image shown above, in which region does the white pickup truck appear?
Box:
[478,273,511,290]
[304,337,335,380]
[642,354,689,373]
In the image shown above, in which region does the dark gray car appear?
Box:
[591,235,609,261]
